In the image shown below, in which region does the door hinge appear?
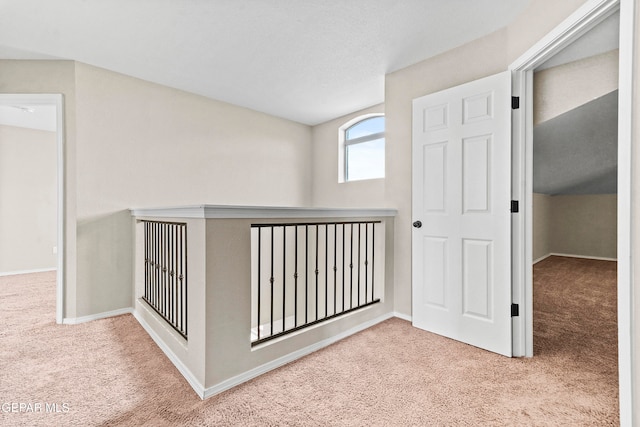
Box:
[511,96,520,109]
[511,303,519,317]
[511,200,519,213]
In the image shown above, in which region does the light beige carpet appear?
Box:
[0,256,618,426]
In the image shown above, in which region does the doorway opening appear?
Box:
[0,94,65,323]
[530,8,620,410]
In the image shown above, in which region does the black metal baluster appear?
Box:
[158,222,162,311]
[333,224,337,316]
[169,224,174,326]
[181,224,185,335]
[294,226,298,327]
[176,224,181,328]
[176,227,185,332]
[168,224,172,318]
[153,222,157,308]
[282,226,286,333]
[324,224,328,319]
[144,222,148,302]
[342,223,346,312]
[167,224,171,321]
[315,224,319,321]
[183,223,188,337]
[305,225,309,324]
[257,227,261,342]
[173,224,178,326]
[270,226,274,338]
[151,222,155,307]
[350,223,354,309]
[372,223,375,303]
[158,222,162,313]
[357,223,361,306]
[174,224,178,325]
[365,223,369,303]
[163,223,168,318]
[176,224,181,333]
[157,223,162,316]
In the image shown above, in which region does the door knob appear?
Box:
[412,220,422,228]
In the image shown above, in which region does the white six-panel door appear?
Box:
[412,71,512,357]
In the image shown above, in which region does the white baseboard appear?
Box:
[550,253,617,262]
[393,312,412,322]
[0,268,56,277]
[132,309,205,398]
[536,253,617,264]
[202,311,395,399]
[62,307,133,325]
[533,253,553,264]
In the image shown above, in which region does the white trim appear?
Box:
[0,268,56,277]
[132,309,205,398]
[510,0,619,70]
[0,94,65,325]
[533,253,618,264]
[131,204,397,220]
[616,0,635,424]
[547,253,617,262]
[202,312,394,399]
[62,307,133,325]
[393,312,412,322]
[532,252,618,265]
[510,0,633,423]
[532,254,553,265]
[55,95,65,326]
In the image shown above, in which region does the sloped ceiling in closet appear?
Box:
[533,12,619,196]
[533,90,618,195]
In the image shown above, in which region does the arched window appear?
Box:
[341,115,385,182]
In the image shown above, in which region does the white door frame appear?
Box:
[509,0,634,424]
[0,94,65,324]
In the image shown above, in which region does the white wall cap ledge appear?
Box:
[130,205,397,219]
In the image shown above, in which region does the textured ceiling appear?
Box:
[0,0,530,125]
[533,90,618,195]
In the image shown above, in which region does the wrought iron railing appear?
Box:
[142,220,188,339]
[251,221,381,346]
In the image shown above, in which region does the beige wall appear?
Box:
[1,60,312,318]
[73,63,312,316]
[0,125,57,273]
[534,49,619,125]
[550,194,617,259]
[311,103,386,208]
[533,194,617,261]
